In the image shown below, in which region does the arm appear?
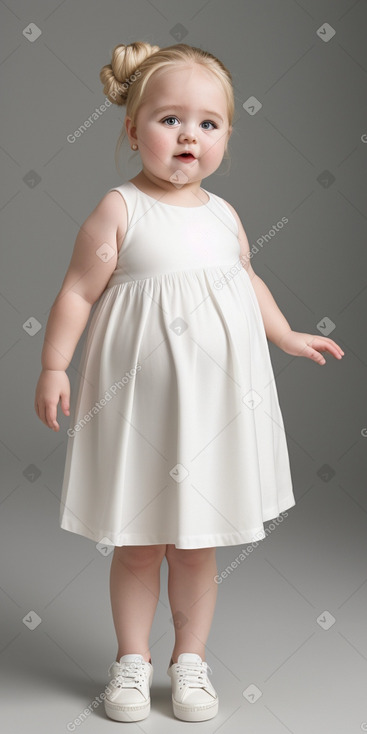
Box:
[222,199,345,364]
[249,274,292,348]
[42,190,126,370]
[35,190,127,429]
[222,199,292,346]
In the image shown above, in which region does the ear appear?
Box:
[224,125,232,153]
[125,116,138,146]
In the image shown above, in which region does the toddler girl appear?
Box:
[35,41,344,723]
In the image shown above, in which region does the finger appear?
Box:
[328,339,344,353]
[61,394,70,416]
[46,403,59,431]
[318,338,344,355]
[308,338,343,360]
[37,401,47,426]
[319,342,344,359]
[304,345,325,364]
[38,399,59,431]
[330,341,344,356]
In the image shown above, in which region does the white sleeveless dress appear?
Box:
[59,181,295,548]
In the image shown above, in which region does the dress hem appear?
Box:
[59,496,296,549]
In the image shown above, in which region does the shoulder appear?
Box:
[218,197,238,222]
[219,198,255,277]
[89,188,128,253]
[87,188,127,226]
[219,197,243,236]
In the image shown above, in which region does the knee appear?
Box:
[165,545,216,567]
[114,544,166,569]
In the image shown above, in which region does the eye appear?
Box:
[161,117,218,130]
[201,120,217,130]
[162,116,179,126]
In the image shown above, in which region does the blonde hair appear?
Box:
[99,42,234,175]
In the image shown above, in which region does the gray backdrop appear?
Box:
[1,1,367,732]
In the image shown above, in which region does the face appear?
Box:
[125,64,232,192]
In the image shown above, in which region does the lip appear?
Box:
[175,153,197,161]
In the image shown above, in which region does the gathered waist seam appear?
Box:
[105,260,242,289]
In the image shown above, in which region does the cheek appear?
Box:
[141,128,170,159]
[155,134,170,155]
[146,127,167,150]
[208,137,226,158]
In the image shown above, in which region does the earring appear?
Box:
[131,144,138,150]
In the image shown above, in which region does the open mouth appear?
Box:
[175,153,196,162]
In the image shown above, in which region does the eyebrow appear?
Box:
[154,105,224,122]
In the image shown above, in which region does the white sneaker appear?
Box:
[104,653,153,722]
[167,652,218,721]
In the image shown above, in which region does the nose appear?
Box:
[178,128,197,144]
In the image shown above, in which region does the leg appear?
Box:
[165,545,218,664]
[110,544,167,663]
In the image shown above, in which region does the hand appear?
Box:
[35,369,70,431]
[278,330,345,365]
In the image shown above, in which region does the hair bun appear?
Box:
[99,41,160,106]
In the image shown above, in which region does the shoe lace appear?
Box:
[175,661,212,688]
[108,660,147,689]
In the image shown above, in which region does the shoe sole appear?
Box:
[172,696,219,722]
[104,698,150,722]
